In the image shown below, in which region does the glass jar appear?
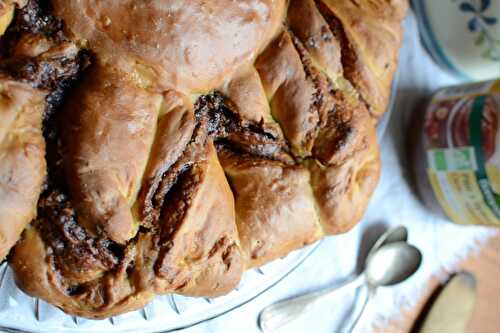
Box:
[412,79,500,226]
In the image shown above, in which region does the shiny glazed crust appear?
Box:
[0,0,408,318]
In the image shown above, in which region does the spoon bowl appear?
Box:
[367,226,409,259]
[345,242,422,332]
[365,242,422,287]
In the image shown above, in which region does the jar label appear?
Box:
[424,80,500,225]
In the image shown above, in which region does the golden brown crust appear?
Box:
[50,0,287,93]
[0,1,26,21]
[0,1,26,37]
[2,0,408,319]
[220,150,323,268]
[319,0,408,119]
[308,107,381,234]
[256,30,321,158]
[0,76,46,260]
[0,3,13,36]
[287,0,343,81]
[62,64,163,243]
[223,66,275,127]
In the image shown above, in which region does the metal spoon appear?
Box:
[347,225,409,332]
[367,225,408,259]
[258,226,410,332]
[346,242,422,332]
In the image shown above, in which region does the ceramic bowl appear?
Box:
[414,0,500,81]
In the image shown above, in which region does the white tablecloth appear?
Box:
[178,10,497,333]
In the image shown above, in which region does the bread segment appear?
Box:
[317,0,408,118]
[62,64,163,243]
[0,1,27,36]
[138,92,195,227]
[221,151,323,268]
[154,141,244,297]
[256,31,320,158]
[0,3,14,36]
[308,123,381,234]
[50,0,287,93]
[0,77,46,260]
[287,0,343,81]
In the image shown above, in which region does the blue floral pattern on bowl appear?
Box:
[455,0,500,61]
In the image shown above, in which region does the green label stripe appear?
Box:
[434,150,447,171]
[427,147,477,172]
[470,96,500,218]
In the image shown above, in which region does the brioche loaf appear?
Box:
[0,0,408,318]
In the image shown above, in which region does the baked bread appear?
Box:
[0,0,408,319]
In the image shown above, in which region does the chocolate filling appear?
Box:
[36,189,121,281]
[196,92,291,161]
[0,0,89,138]
[154,163,205,278]
[140,92,292,227]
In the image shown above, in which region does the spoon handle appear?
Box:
[259,274,365,332]
[346,286,375,333]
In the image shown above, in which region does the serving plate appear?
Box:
[0,243,320,333]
